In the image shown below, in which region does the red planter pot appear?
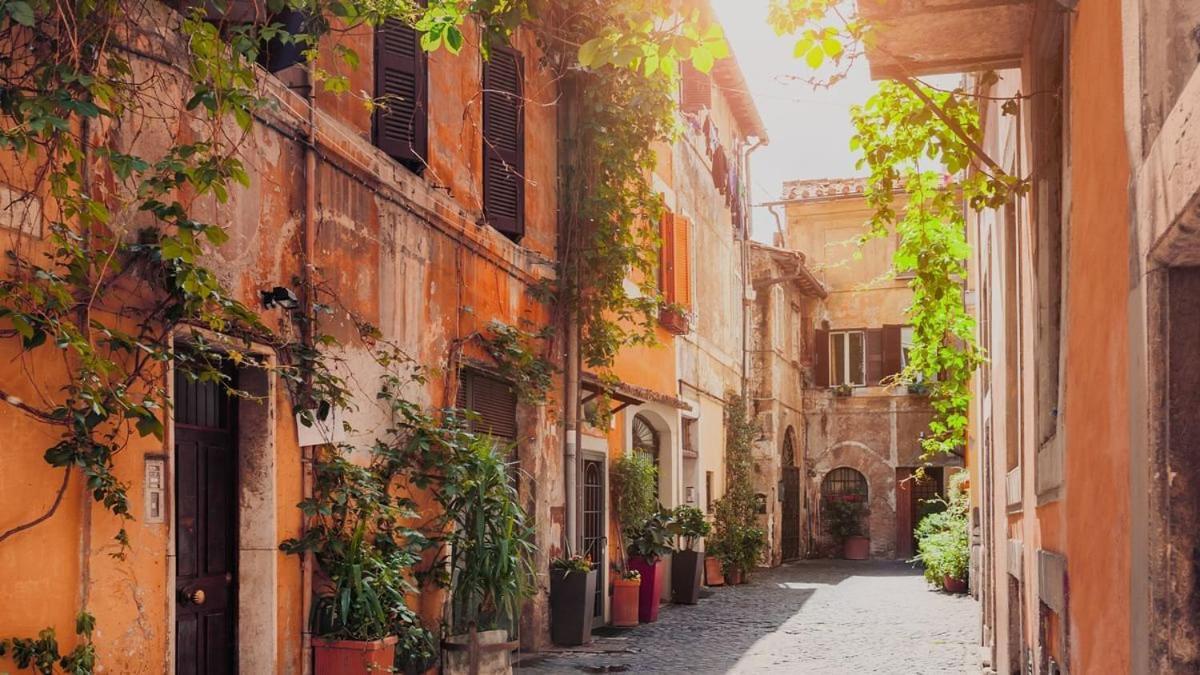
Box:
[312,635,397,674]
[704,555,725,586]
[943,574,968,594]
[612,577,641,627]
[628,556,664,623]
[726,567,744,585]
[842,536,870,560]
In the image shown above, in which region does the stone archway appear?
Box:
[811,442,896,557]
[780,426,802,560]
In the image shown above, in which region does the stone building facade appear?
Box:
[770,179,959,560]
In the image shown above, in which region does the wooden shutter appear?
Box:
[374,18,428,171]
[674,215,691,309]
[458,370,518,440]
[866,328,883,385]
[882,324,904,380]
[659,212,676,303]
[814,329,830,387]
[482,47,525,241]
[680,62,712,113]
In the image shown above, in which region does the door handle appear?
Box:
[179,587,206,605]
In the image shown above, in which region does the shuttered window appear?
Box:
[814,328,830,388]
[830,330,866,387]
[374,18,428,172]
[658,212,692,309]
[679,62,712,113]
[482,47,525,241]
[883,324,905,381]
[456,369,518,441]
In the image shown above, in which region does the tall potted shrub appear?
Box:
[548,552,596,646]
[281,446,430,674]
[669,505,711,603]
[708,393,762,584]
[824,496,870,559]
[612,450,659,625]
[626,510,674,622]
[438,434,536,675]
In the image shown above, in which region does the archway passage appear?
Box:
[781,427,802,560]
[820,467,869,547]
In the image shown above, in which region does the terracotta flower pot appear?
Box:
[704,555,725,586]
[842,536,870,560]
[312,635,398,674]
[726,567,744,585]
[442,628,515,675]
[628,556,664,623]
[943,574,968,594]
[612,576,641,627]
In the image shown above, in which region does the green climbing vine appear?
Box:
[769,2,1027,459]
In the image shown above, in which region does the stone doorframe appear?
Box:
[581,438,609,625]
[165,329,279,674]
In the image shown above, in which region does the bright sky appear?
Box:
[709,0,877,242]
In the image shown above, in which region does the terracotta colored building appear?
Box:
[862,0,1200,671]
[0,3,566,671]
[766,179,959,560]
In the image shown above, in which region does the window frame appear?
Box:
[829,329,867,387]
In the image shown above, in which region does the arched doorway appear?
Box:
[820,467,869,545]
[780,427,801,560]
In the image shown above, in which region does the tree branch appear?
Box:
[0,388,62,424]
[897,77,1007,177]
[0,468,71,545]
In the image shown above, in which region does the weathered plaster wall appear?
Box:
[0,2,563,669]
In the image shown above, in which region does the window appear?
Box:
[374,18,428,172]
[455,369,518,441]
[658,211,693,334]
[632,414,660,468]
[679,62,712,113]
[830,330,866,386]
[482,47,525,241]
[705,471,714,513]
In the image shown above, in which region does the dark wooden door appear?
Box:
[174,367,238,675]
[910,467,944,553]
[582,459,605,621]
[781,466,802,560]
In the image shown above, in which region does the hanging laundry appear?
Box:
[711,146,729,194]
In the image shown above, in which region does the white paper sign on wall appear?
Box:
[295,406,347,447]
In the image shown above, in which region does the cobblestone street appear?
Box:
[517,560,979,674]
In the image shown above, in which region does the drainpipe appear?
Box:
[300,61,318,675]
[565,315,580,548]
[741,138,767,397]
[560,74,581,551]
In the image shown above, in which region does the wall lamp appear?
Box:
[260,286,300,310]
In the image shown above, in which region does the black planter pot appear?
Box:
[671,550,704,604]
[549,568,597,646]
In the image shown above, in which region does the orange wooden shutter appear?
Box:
[660,211,676,303]
[674,215,691,310]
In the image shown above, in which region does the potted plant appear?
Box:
[549,551,597,646]
[730,524,767,583]
[611,569,641,627]
[438,434,536,675]
[612,450,660,624]
[833,383,854,397]
[668,505,711,604]
[626,509,675,622]
[913,472,970,594]
[280,446,427,675]
[704,547,725,587]
[824,496,870,559]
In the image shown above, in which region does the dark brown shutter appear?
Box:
[680,62,712,113]
[866,328,883,385]
[482,47,524,241]
[882,324,904,380]
[374,18,428,171]
[458,370,518,441]
[814,329,830,387]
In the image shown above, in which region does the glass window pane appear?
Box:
[849,331,865,385]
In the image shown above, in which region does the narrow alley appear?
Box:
[517,561,978,674]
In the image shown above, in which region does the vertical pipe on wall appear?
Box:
[299,61,318,675]
[564,311,580,549]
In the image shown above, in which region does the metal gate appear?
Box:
[582,459,605,620]
[781,466,802,560]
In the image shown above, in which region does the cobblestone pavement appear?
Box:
[515,559,979,675]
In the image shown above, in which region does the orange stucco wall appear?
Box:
[1061,0,1131,669]
[0,4,562,670]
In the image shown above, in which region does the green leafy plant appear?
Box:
[626,509,675,562]
[708,393,761,575]
[551,552,594,575]
[480,321,555,404]
[913,472,970,585]
[612,450,659,542]
[669,505,712,551]
[822,497,866,544]
[0,612,96,675]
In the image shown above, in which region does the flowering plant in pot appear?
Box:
[549,551,597,646]
[824,496,870,560]
[668,505,711,603]
[913,472,970,593]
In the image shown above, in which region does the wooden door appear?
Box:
[582,459,605,622]
[174,367,238,675]
[781,466,802,560]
